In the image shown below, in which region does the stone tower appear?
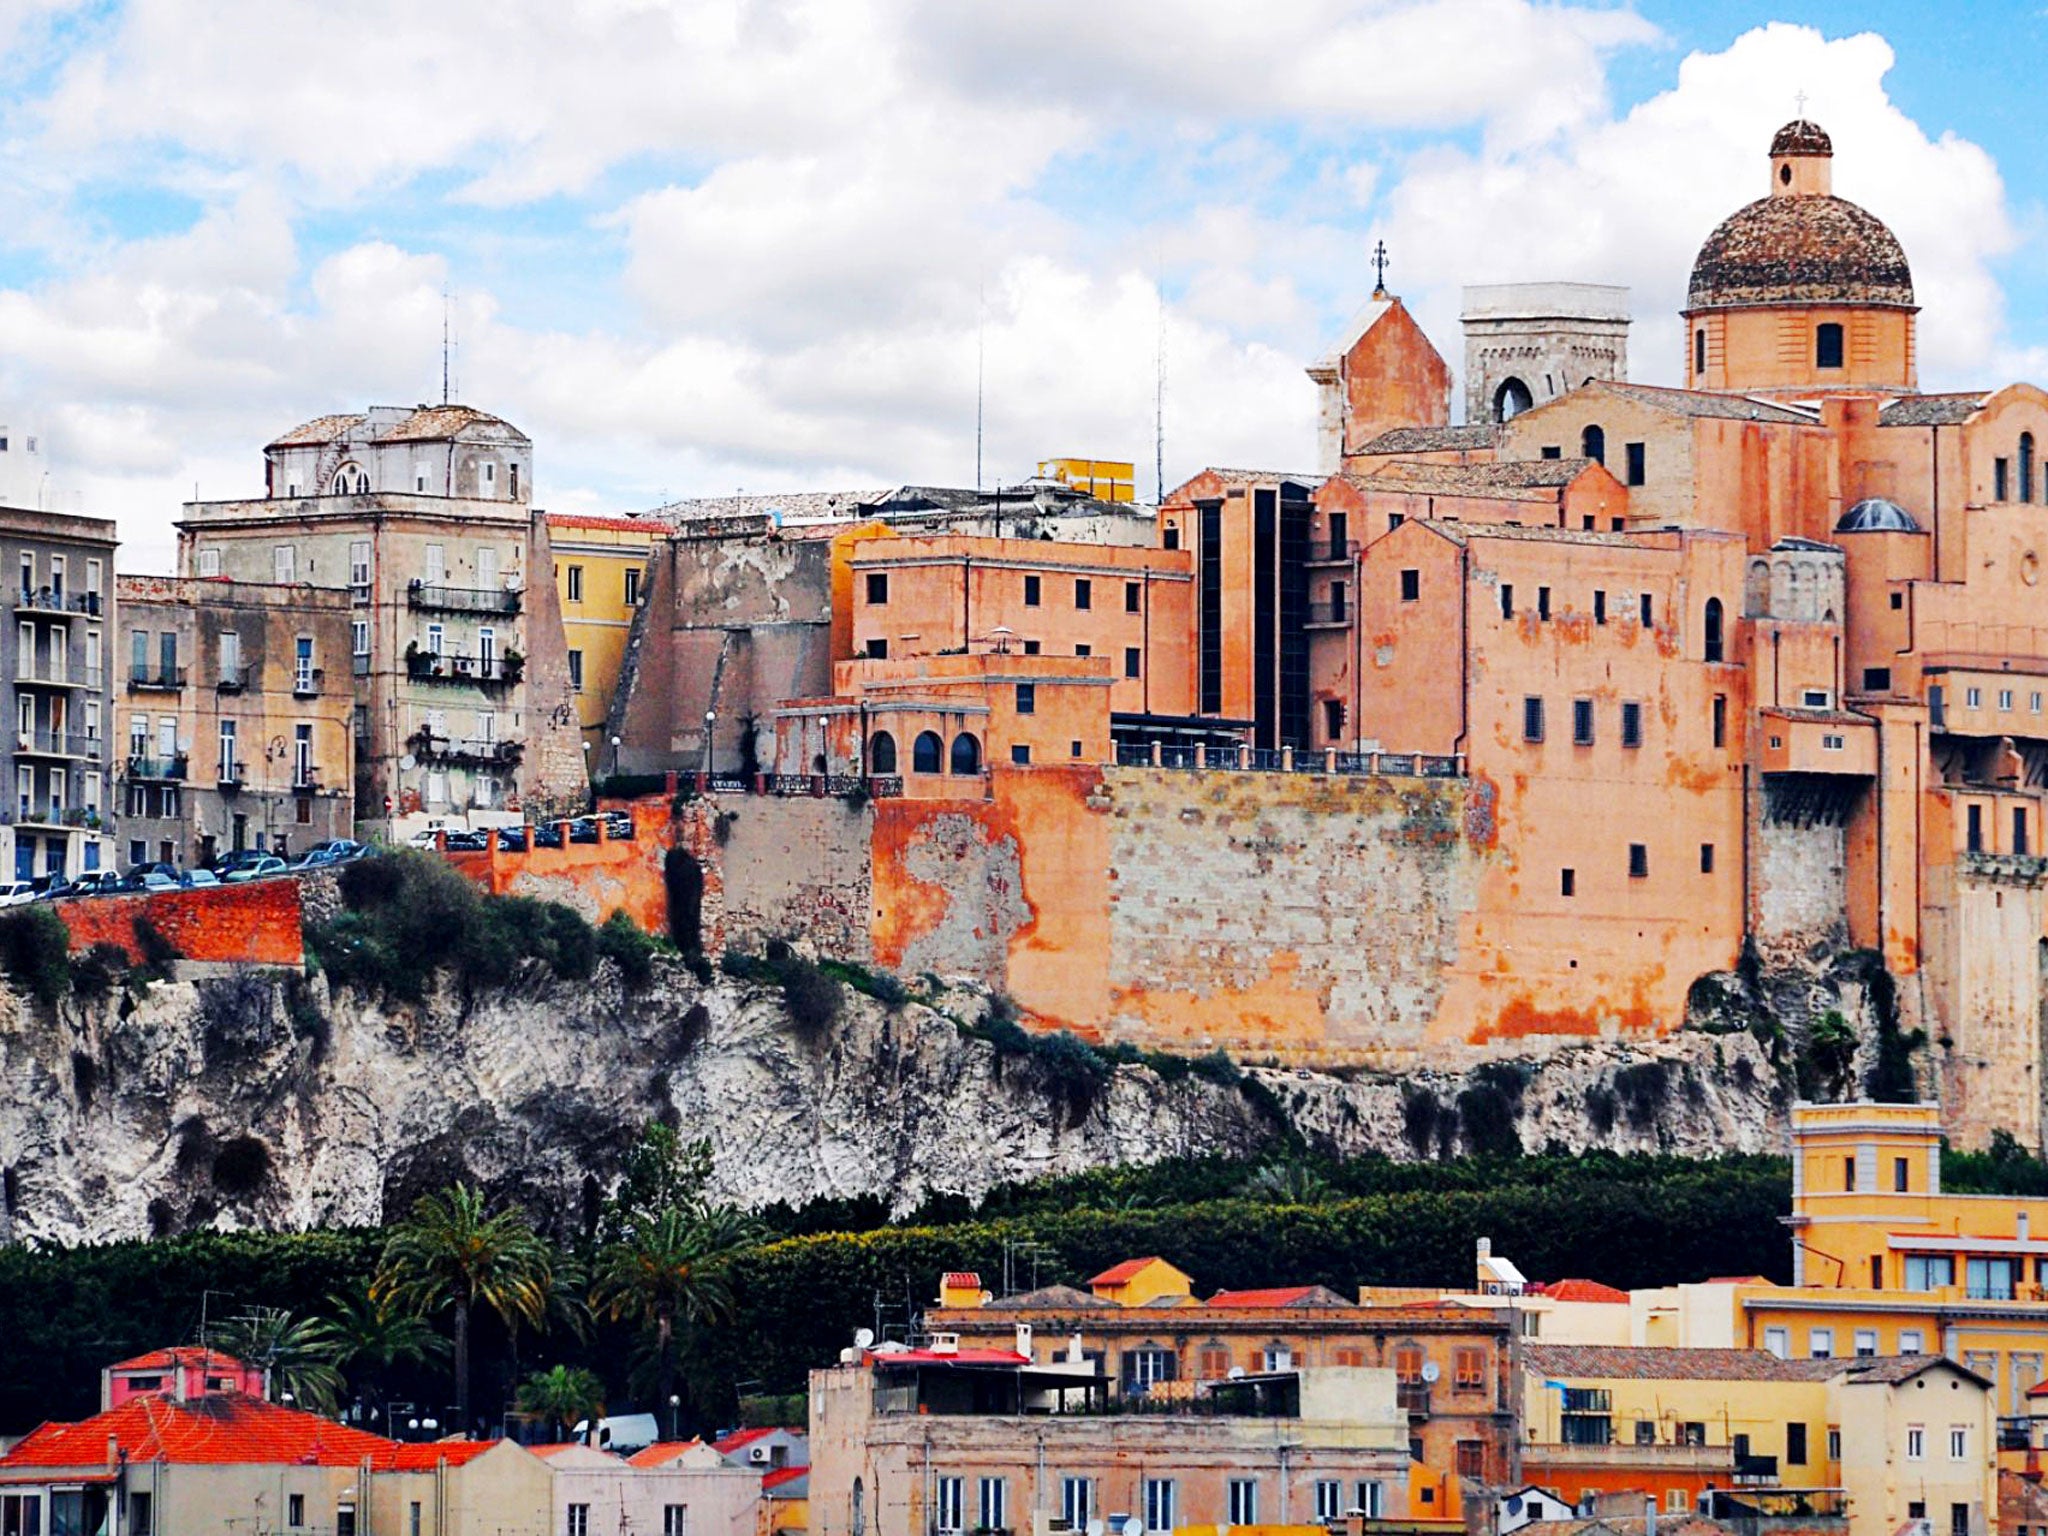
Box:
[1460,283,1630,425]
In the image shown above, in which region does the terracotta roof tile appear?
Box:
[108,1348,251,1373]
[764,1465,809,1491]
[1353,458,1595,497]
[1355,425,1501,455]
[1088,1258,1163,1287]
[1206,1284,1353,1309]
[1,1394,399,1469]
[1593,381,1817,424]
[1536,1279,1628,1304]
[1878,393,1987,427]
[627,1440,705,1468]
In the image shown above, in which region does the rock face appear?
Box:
[0,961,1783,1246]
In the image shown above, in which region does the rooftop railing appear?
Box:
[407,580,521,616]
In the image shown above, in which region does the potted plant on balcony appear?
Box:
[500,648,525,685]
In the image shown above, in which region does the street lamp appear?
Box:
[701,710,717,781]
[668,1393,681,1441]
[610,733,622,777]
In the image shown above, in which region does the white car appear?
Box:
[0,880,36,907]
[223,856,288,883]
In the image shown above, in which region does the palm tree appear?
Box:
[372,1183,554,1433]
[1240,1161,1331,1204]
[589,1204,760,1420]
[515,1364,606,1443]
[303,1283,448,1420]
[211,1307,345,1414]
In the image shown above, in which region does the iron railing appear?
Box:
[408,581,521,615]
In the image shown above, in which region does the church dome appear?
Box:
[1834,497,1921,533]
[1687,120,1914,312]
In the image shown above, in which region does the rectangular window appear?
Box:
[1997,459,2011,502]
[1313,1481,1342,1523]
[1061,1478,1092,1530]
[936,1476,964,1532]
[1787,1422,1808,1465]
[2001,689,2015,710]
[1356,1483,1384,1519]
[1024,574,1041,607]
[1854,1329,1878,1357]
[1967,686,1983,708]
[1764,1326,1790,1359]
[352,620,369,657]
[864,638,888,659]
[1968,803,1984,853]
[411,1504,424,1536]
[1075,644,1091,657]
[1400,568,1420,601]
[1864,667,1893,692]
[1621,701,1643,748]
[289,1494,306,1528]
[1700,843,1715,874]
[1951,1426,1969,1459]
[1905,1255,1954,1292]
[1560,868,1575,897]
[1011,744,1031,765]
[567,650,584,692]
[1967,1256,2016,1299]
[130,1493,152,1536]
[273,544,296,583]
[1074,578,1092,609]
[1626,442,1646,486]
[1500,583,1514,619]
[1641,593,1654,627]
[350,540,370,598]
[1712,693,1727,748]
[1895,1156,1910,1192]
[1902,1329,1924,1353]
[425,623,443,656]
[865,572,888,604]
[1453,1346,1486,1390]
[1538,586,1551,619]
[625,568,643,606]
[566,564,583,602]
[1456,1440,1486,1479]
[197,548,221,577]
[1228,1480,1258,1526]
[1810,1327,1834,1359]
[1125,581,1141,613]
[978,1479,1007,1533]
[1146,1479,1178,1533]
[1016,683,1036,715]
[1124,647,1141,679]
[424,544,446,585]
[1629,843,1648,879]
[218,719,238,783]
[1540,445,1561,460]
[1523,697,1544,742]
[567,1508,590,1536]
[1573,698,1594,745]
[1593,589,1607,624]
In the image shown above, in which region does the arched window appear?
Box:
[1816,323,1844,370]
[2023,433,2037,504]
[1581,425,1605,465]
[852,1479,865,1536]
[869,731,897,774]
[1704,597,1725,663]
[1695,328,1707,377]
[912,731,943,773]
[949,733,982,775]
[1493,378,1533,423]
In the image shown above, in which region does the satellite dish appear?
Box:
[399,754,417,771]
[853,1328,876,1349]
[1122,1517,1143,1536]
[1421,1361,1441,1384]
[1087,1520,1105,1536]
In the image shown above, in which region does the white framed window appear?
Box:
[1260,1344,1291,1372]
[424,544,445,585]
[1314,1481,1342,1522]
[567,1507,590,1536]
[128,714,148,756]
[425,768,448,805]
[1950,1426,1968,1460]
[84,698,99,741]
[48,555,63,600]
[1666,1492,1687,1513]
[352,621,370,656]
[1808,1327,1833,1359]
[978,1479,1006,1532]
[1146,1480,1177,1532]
[218,630,241,683]
[14,620,29,681]
[1967,687,1983,708]
[293,723,312,788]
[1060,1478,1092,1529]
[625,567,643,606]
[84,771,100,812]
[477,547,498,590]
[426,624,444,656]
[568,649,584,692]
[157,717,176,758]
[217,719,237,782]
[16,552,30,594]
[1902,1329,1925,1353]
[1228,1479,1258,1526]
[1764,1326,1790,1359]
[567,565,585,602]
[1907,1425,1925,1460]
[197,548,221,577]
[84,558,100,597]
[2001,689,2015,711]
[479,626,496,672]
[936,1477,963,1533]
[1355,1483,1384,1519]
[1854,1329,1878,1357]
[483,461,497,489]
[664,1508,689,1536]
[350,540,371,598]
[273,544,296,583]
[85,628,100,681]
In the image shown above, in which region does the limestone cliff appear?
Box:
[0,960,1782,1246]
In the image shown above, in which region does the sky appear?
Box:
[0,1,2045,571]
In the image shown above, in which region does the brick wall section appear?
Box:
[56,880,305,965]
[707,793,874,959]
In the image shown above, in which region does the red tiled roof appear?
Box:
[380,1440,498,1470]
[942,1272,981,1290]
[628,1440,705,1467]
[546,514,668,534]
[108,1348,250,1373]
[1538,1279,1629,1304]
[528,1442,616,1460]
[2,1394,396,1469]
[1206,1285,1353,1309]
[713,1427,776,1456]
[1088,1258,1162,1287]
[764,1465,809,1491]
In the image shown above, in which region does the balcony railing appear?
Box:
[408,730,523,767]
[405,652,524,687]
[1397,1382,1431,1417]
[1306,539,1360,565]
[14,730,101,759]
[14,588,102,617]
[217,665,252,693]
[3,805,104,830]
[127,754,189,781]
[218,762,244,790]
[1112,743,1465,778]
[408,580,521,616]
[292,668,325,697]
[292,767,320,791]
[15,664,85,687]
[128,666,188,692]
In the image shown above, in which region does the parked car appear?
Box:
[405,827,446,849]
[568,816,600,844]
[443,829,490,851]
[0,880,37,907]
[223,855,287,883]
[136,870,180,892]
[213,849,270,878]
[296,838,368,866]
[601,811,634,840]
[178,868,221,889]
[530,822,564,848]
[117,862,178,891]
[63,870,122,898]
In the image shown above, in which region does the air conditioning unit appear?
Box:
[929,1332,960,1356]
[749,1446,772,1465]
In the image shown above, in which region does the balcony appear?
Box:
[292,767,321,792]
[127,666,188,692]
[405,651,524,688]
[126,754,189,782]
[292,668,325,698]
[14,730,101,760]
[1305,539,1359,567]
[1304,600,1352,628]
[14,664,86,689]
[13,587,102,618]
[4,806,104,832]
[407,729,523,768]
[1397,1382,1431,1418]
[218,763,245,791]
[408,580,521,616]
[216,665,252,694]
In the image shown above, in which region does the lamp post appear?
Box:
[610,734,622,778]
[700,710,716,789]
[668,1393,681,1442]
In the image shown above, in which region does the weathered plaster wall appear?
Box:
[701,794,875,960]
[1929,859,2048,1151]
[446,802,673,931]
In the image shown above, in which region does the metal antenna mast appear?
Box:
[975,280,986,495]
[1154,266,1167,505]
[442,288,451,405]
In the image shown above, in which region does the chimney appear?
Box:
[1015,1323,1033,1360]
[107,1435,120,1472]
[1646,1496,1657,1536]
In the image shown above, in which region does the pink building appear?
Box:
[100,1347,266,1411]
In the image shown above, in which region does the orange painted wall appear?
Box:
[57,880,306,966]
[444,801,673,931]
[1688,304,1915,396]
[1335,298,1452,458]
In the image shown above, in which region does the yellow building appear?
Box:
[1521,1344,1995,1536]
[1085,1255,1194,1307]
[547,513,663,768]
[1036,457,1137,503]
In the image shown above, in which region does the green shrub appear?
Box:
[597,912,659,989]
[71,943,131,1001]
[0,906,70,1005]
[1190,1049,1241,1087]
[777,954,843,1037]
[870,970,910,1011]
